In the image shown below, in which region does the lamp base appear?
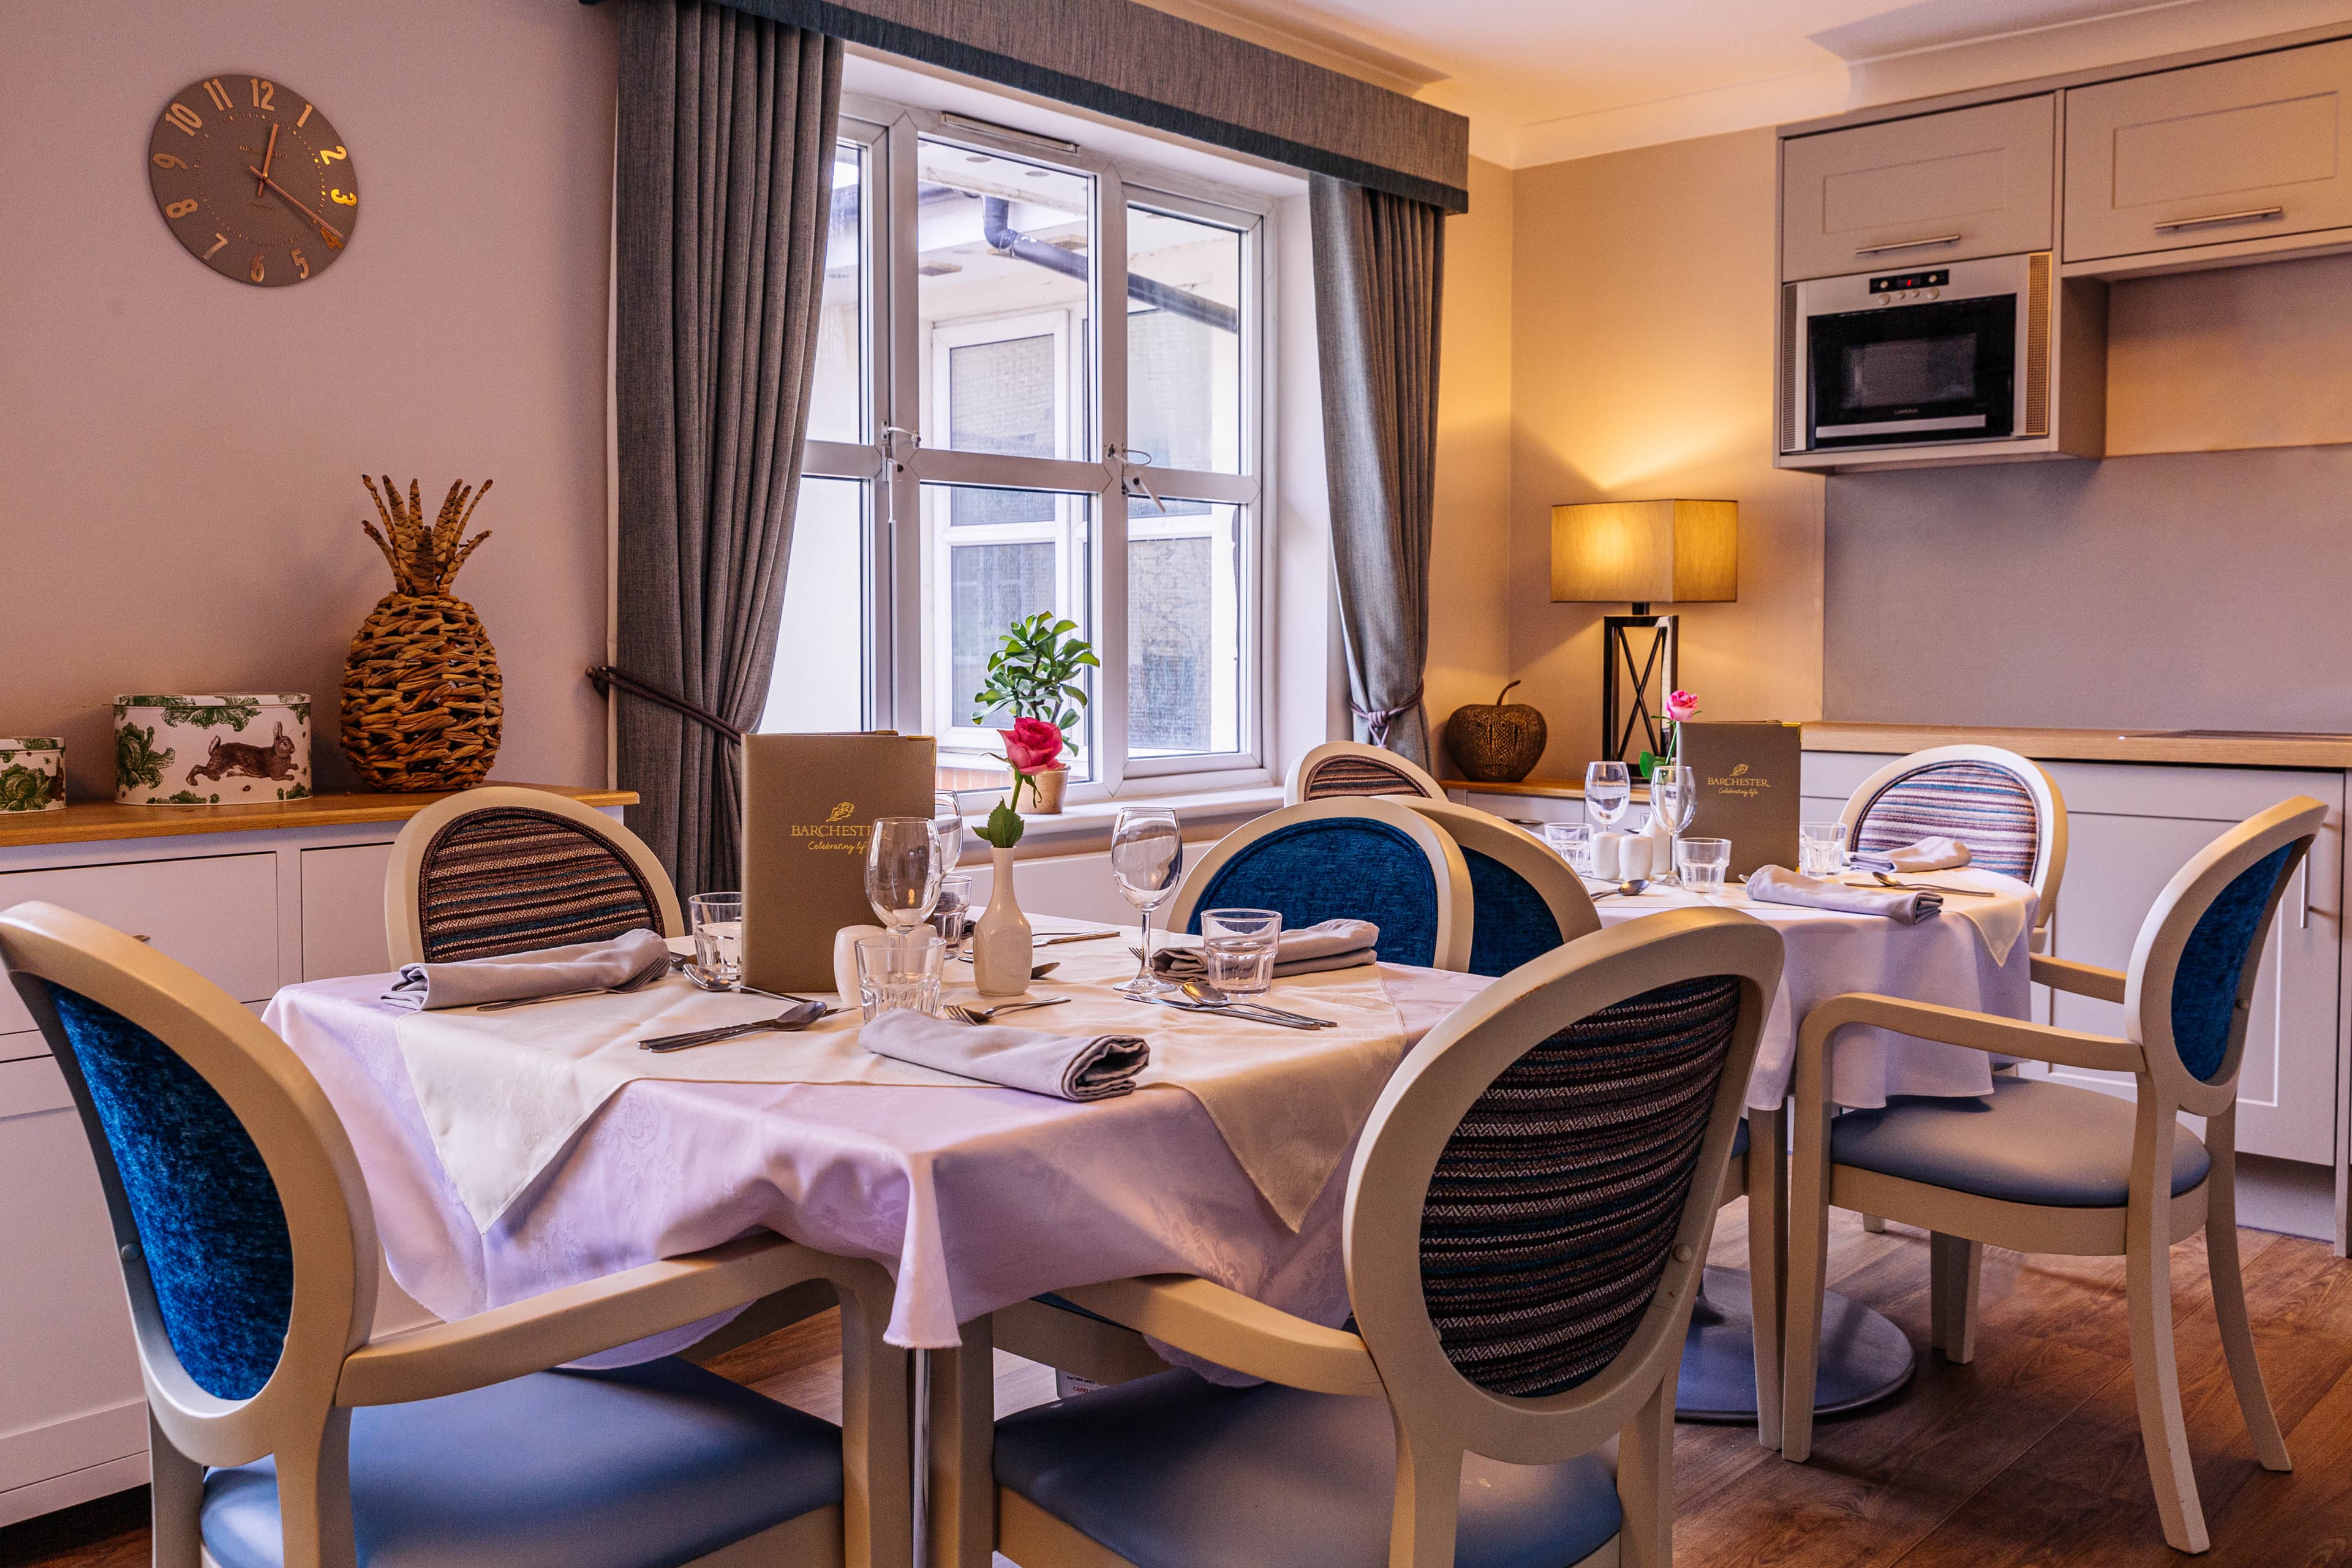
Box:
[1601,611,1677,764]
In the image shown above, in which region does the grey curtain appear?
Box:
[614,0,842,897]
[1309,174,1446,768]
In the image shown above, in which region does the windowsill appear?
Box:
[952,782,1283,859]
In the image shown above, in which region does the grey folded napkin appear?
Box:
[860,1009,1148,1101]
[382,927,673,1012]
[1151,918,1378,980]
[1744,865,1943,924]
[1850,835,1972,873]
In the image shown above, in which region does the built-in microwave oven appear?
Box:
[1779,251,2085,466]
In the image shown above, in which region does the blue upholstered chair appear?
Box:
[1284,741,1449,806]
[988,908,1783,1568]
[0,900,909,1568]
[1169,797,1475,971]
[1781,797,2324,1554]
[1396,797,1600,978]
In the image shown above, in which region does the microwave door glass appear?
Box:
[1809,293,2016,448]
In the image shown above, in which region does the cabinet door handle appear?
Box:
[1853,233,1961,256]
[2301,859,2310,931]
[2152,206,2285,233]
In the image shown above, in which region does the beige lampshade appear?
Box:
[1550,499,1738,605]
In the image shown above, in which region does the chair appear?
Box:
[1286,741,1449,806]
[1395,798,1601,978]
[989,908,1782,1568]
[1169,797,1474,972]
[1780,797,2324,1553]
[385,785,683,965]
[1838,743,2068,944]
[0,900,909,1568]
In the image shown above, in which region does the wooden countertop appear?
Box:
[0,784,636,849]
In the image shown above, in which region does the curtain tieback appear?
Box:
[586,666,745,744]
[1349,685,1424,749]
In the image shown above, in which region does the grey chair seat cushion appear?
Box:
[994,1368,1621,1568]
[202,1357,841,1568]
[1831,1077,2211,1208]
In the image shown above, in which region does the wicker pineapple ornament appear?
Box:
[341,475,503,790]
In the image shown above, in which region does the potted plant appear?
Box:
[971,613,1097,814]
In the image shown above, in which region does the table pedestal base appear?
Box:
[1676,1265,1913,1424]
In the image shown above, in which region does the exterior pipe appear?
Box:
[981,197,1240,334]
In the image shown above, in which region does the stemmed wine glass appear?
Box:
[1110,806,1185,997]
[1649,765,1699,885]
[865,816,942,947]
[1584,761,1632,832]
[932,790,964,878]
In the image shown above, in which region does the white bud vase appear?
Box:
[972,845,1034,997]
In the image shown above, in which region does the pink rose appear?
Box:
[1000,717,1065,772]
[1665,690,1700,723]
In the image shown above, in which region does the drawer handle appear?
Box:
[2152,206,2285,233]
[1853,233,1961,256]
[133,934,152,943]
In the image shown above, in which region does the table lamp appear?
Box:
[1550,499,1738,764]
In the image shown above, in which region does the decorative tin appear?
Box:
[0,738,66,812]
[115,693,312,805]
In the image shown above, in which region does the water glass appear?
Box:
[865,816,942,936]
[930,874,972,954]
[1584,761,1632,829]
[1649,765,1699,884]
[854,932,945,1022]
[1111,806,1185,996]
[1541,822,1593,876]
[1800,820,1849,876]
[1677,837,1732,895]
[1201,908,1281,997]
[933,791,965,877]
[688,892,743,986]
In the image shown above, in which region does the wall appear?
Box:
[0,0,617,799]
[1505,128,1825,780]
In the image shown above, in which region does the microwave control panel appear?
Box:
[1868,268,1948,303]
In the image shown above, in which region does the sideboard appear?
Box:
[0,785,632,1526]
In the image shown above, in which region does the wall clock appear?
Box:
[148,74,356,286]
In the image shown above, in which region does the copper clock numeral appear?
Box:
[320,145,348,165]
[164,198,198,219]
[292,246,310,280]
[164,102,202,135]
[204,233,230,260]
[202,78,233,112]
[296,103,314,128]
[249,78,274,110]
[152,153,188,170]
[249,254,266,284]
[331,187,356,206]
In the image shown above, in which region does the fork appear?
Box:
[477,959,674,1011]
[946,997,1072,1025]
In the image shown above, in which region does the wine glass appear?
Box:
[1585,761,1632,831]
[1110,806,1185,997]
[865,816,942,945]
[932,790,965,877]
[1650,765,1699,884]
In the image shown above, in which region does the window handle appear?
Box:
[2153,206,2284,233]
[2301,858,2311,931]
[1853,233,1961,256]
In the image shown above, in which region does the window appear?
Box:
[774,97,1270,801]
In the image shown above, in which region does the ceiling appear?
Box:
[1145,0,2352,165]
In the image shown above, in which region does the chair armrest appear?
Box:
[337,1234,857,1406]
[1798,992,2143,1078]
[1050,1276,1385,1397]
[2030,954,2128,1005]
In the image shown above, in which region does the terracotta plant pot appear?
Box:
[1028,766,1069,815]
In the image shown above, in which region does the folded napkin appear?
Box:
[1851,836,1972,873]
[1744,865,1943,924]
[860,1008,1148,1101]
[1152,918,1379,980]
[380,927,672,1012]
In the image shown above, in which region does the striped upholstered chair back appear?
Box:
[384,787,683,965]
[1840,744,2067,935]
[1343,908,1779,1485]
[1285,741,1447,805]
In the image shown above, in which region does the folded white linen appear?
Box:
[1745,865,1943,924]
[380,927,673,1012]
[1153,918,1378,979]
[1851,836,1972,873]
[861,1009,1148,1100]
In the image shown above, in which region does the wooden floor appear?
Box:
[12,1205,2352,1567]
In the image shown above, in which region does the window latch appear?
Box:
[1112,445,1166,513]
[878,424,920,476]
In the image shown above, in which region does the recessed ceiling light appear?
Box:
[967,154,992,164]
[1023,168,1049,179]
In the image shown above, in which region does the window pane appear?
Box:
[923,483,1096,785]
[918,138,1093,458]
[1128,502,1243,758]
[760,477,867,732]
[807,144,866,443]
[1126,206,1243,475]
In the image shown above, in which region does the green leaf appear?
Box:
[1076,651,1101,668]
[975,799,1027,848]
[1636,750,1659,780]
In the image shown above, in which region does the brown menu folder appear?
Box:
[742,732,938,992]
[1676,720,1802,878]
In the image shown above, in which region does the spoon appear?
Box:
[638,999,828,1052]
[1858,870,1996,897]
[1591,879,1651,900]
[680,965,821,1003]
[952,957,1061,980]
[1178,978,1334,1028]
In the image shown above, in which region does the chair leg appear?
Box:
[148,1412,204,1568]
[1388,1428,1465,1568]
[1618,1370,1677,1568]
[2205,1118,2291,1472]
[927,1318,997,1568]
[1861,1214,1887,1234]
[1780,1096,1834,1463]
[273,1407,358,1568]
[1746,1106,1787,1452]
[835,1276,914,1568]
[1928,1233,1981,1365]
[2126,1164,2209,1553]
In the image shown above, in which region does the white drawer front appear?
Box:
[302,843,396,981]
[0,854,279,1036]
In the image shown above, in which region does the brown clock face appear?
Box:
[148,74,356,287]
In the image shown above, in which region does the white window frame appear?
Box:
[794,94,1279,806]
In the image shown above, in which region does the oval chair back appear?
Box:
[0,901,377,1480]
[1396,797,1601,977]
[1839,744,2067,943]
[1286,741,1447,806]
[2125,796,2325,1123]
[1169,797,1474,972]
[1341,908,1782,1561]
[385,786,683,966]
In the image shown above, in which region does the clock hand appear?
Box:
[255,121,279,197]
[247,166,344,247]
